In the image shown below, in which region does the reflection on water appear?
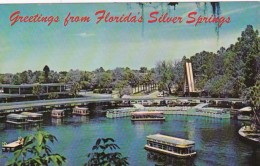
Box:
[0,112,259,165]
[51,116,90,126]
[131,121,165,138]
[51,118,63,126]
[0,122,5,130]
[70,115,90,123]
[3,122,42,130]
[147,150,195,166]
[131,121,164,125]
[64,116,90,127]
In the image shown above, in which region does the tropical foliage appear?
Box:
[248,81,260,130]
[184,25,259,97]
[86,138,129,166]
[7,130,66,166]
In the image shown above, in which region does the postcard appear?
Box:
[0,1,259,166]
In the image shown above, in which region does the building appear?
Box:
[0,83,68,95]
[0,83,70,102]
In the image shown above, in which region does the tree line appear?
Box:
[187,25,259,98]
[0,25,259,99]
[0,64,175,97]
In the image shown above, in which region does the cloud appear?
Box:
[222,4,260,16]
[76,32,95,38]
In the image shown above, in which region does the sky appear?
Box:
[0,2,259,73]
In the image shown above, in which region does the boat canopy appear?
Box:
[147,134,195,147]
[7,114,28,119]
[238,107,252,112]
[74,106,88,110]
[21,112,43,117]
[52,109,64,113]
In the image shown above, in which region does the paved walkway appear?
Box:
[122,91,161,99]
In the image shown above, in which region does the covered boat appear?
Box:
[131,111,165,121]
[6,114,29,125]
[237,106,252,121]
[72,106,89,116]
[20,112,43,123]
[51,109,65,118]
[145,133,196,158]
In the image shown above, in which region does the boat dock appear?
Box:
[106,104,143,118]
[0,97,244,119]
[106,104,231,119]
[0,97,244,111]
[142,106,191,115]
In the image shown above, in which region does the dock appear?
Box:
[0,96,244,115]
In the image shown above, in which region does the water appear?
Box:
[0,112,260,166]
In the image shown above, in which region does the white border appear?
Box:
[0,0,259,4]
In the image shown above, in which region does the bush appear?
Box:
[93,89,100,93]
[86,138,129,166]
[7,130,66,166]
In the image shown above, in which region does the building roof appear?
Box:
[147,133,195,147]
[0,83,67,88]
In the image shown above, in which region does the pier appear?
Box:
[0,96,244,115]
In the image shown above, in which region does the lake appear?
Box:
[0,111,259,166]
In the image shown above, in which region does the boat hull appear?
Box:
[51,115,65,119]
[144,145,196,158]
[238,126,260,148]
[2,139,23,152]
[72,112,89,116]
[237,115,251,121]
[27,119,43,123]
[6,121,29,125]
